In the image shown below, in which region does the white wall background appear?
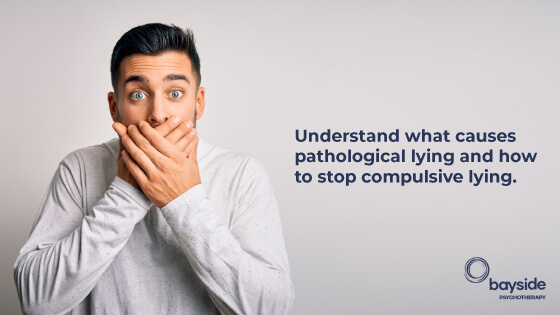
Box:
[1,0,559,314]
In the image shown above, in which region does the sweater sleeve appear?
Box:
[159,158,295,315]
[13,152,152,315]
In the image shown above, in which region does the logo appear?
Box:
[464,257,490,283]
[464,257,547,300]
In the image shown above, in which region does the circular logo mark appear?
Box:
[465,257,490,283]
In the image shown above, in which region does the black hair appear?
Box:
[110,23,201,90]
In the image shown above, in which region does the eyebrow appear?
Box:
[124,75,145,86]
[123,74,190,87]
[164,74,190,84]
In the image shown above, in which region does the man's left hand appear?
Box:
[117,120,201,208]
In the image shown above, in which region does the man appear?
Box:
[14,23,294,315]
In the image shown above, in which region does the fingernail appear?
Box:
[190,129,197,135]
[122,134,128,141]
[186,121,193,128]
[139,121,145,128]
[128,124,133,131]
[173,116,180,123]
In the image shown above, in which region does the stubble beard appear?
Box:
[116,107,197,128]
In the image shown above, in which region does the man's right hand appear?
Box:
[112,116,198,191]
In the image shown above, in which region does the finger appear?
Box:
[112,122,128,138]
[112,123,128,155]
[121,150,148,186]
[120,129,159,176]
[136,121,177,158]
[175,127,198,153]
[128,124,166,161]
[154,115,181,138]
[181,135,197,159]
[188,137,199,161]
[165,120,194,145]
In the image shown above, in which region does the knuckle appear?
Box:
[152,135,163,147]
[131,150,143,161]
[178,125,189,136]
[160,164,170,174]
[172,150,185,161]
[157,158,170,172]
[150,173,161,184]
[130,167,139,178]
[170,156,181,165]
[137,139,150,151]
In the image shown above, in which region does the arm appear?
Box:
[159,158,295,315]
[115,122,294,314]
[13,152,152,315]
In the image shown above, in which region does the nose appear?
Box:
[147,94,169,127]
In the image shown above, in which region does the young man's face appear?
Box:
[108,50,205,128]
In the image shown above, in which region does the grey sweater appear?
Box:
[14,138,294,314]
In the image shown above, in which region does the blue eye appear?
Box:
[132,92,145,100]
[170,90,183,98]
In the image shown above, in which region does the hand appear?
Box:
[112,116,198,190]
[114,137,141,190]
[153,116,199,157]
[115,120,201,208]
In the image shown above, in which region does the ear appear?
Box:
[195,86,205,120]
[108,92,118,123]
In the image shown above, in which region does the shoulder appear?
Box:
[59,138,119,173]
[45,139,119,210]
[199,139,277,214]
[199,138,269,181]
